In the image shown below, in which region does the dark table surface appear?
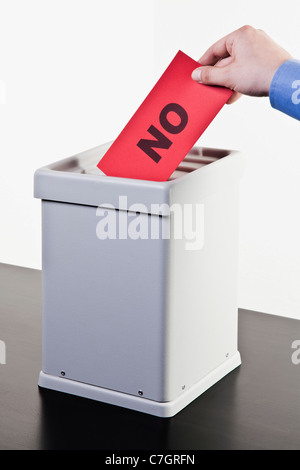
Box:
[0,262,300,450]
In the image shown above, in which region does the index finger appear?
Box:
[199,33,231,65]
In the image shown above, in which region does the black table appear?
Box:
[1,262,300,450]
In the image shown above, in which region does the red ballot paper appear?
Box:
[97,50,232,181]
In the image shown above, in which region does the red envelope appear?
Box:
[97,50,232,181]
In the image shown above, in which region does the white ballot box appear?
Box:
[34,142,244,417]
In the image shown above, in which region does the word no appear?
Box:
[137,103,188,163]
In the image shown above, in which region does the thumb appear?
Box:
[191,65,231,89]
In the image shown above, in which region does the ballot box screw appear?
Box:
[138,390,143,396]
[182,385,186,390]
[61,371,66,377]
[226,353,229,358]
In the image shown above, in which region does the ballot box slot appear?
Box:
[188,147,229,160]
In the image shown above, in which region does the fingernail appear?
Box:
[191,68,202,82]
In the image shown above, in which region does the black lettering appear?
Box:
[159,103,188,134]
[137,125,172,163]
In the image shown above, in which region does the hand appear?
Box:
[191,25,293,104]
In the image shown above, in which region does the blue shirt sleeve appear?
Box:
[269,59,300,120]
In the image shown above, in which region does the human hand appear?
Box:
[191,25,293,104]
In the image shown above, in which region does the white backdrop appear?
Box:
[153,0,300,320]
[1,0,300,320]
[0,0,155,268]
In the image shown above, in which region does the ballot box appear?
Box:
[34,141,243,417]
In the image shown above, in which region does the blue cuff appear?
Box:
[269,59,300,120]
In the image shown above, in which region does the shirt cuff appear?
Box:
[269,59,300,120]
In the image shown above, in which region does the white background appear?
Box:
[0,0,300,320]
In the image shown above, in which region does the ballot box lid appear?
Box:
[34,141,242,215]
